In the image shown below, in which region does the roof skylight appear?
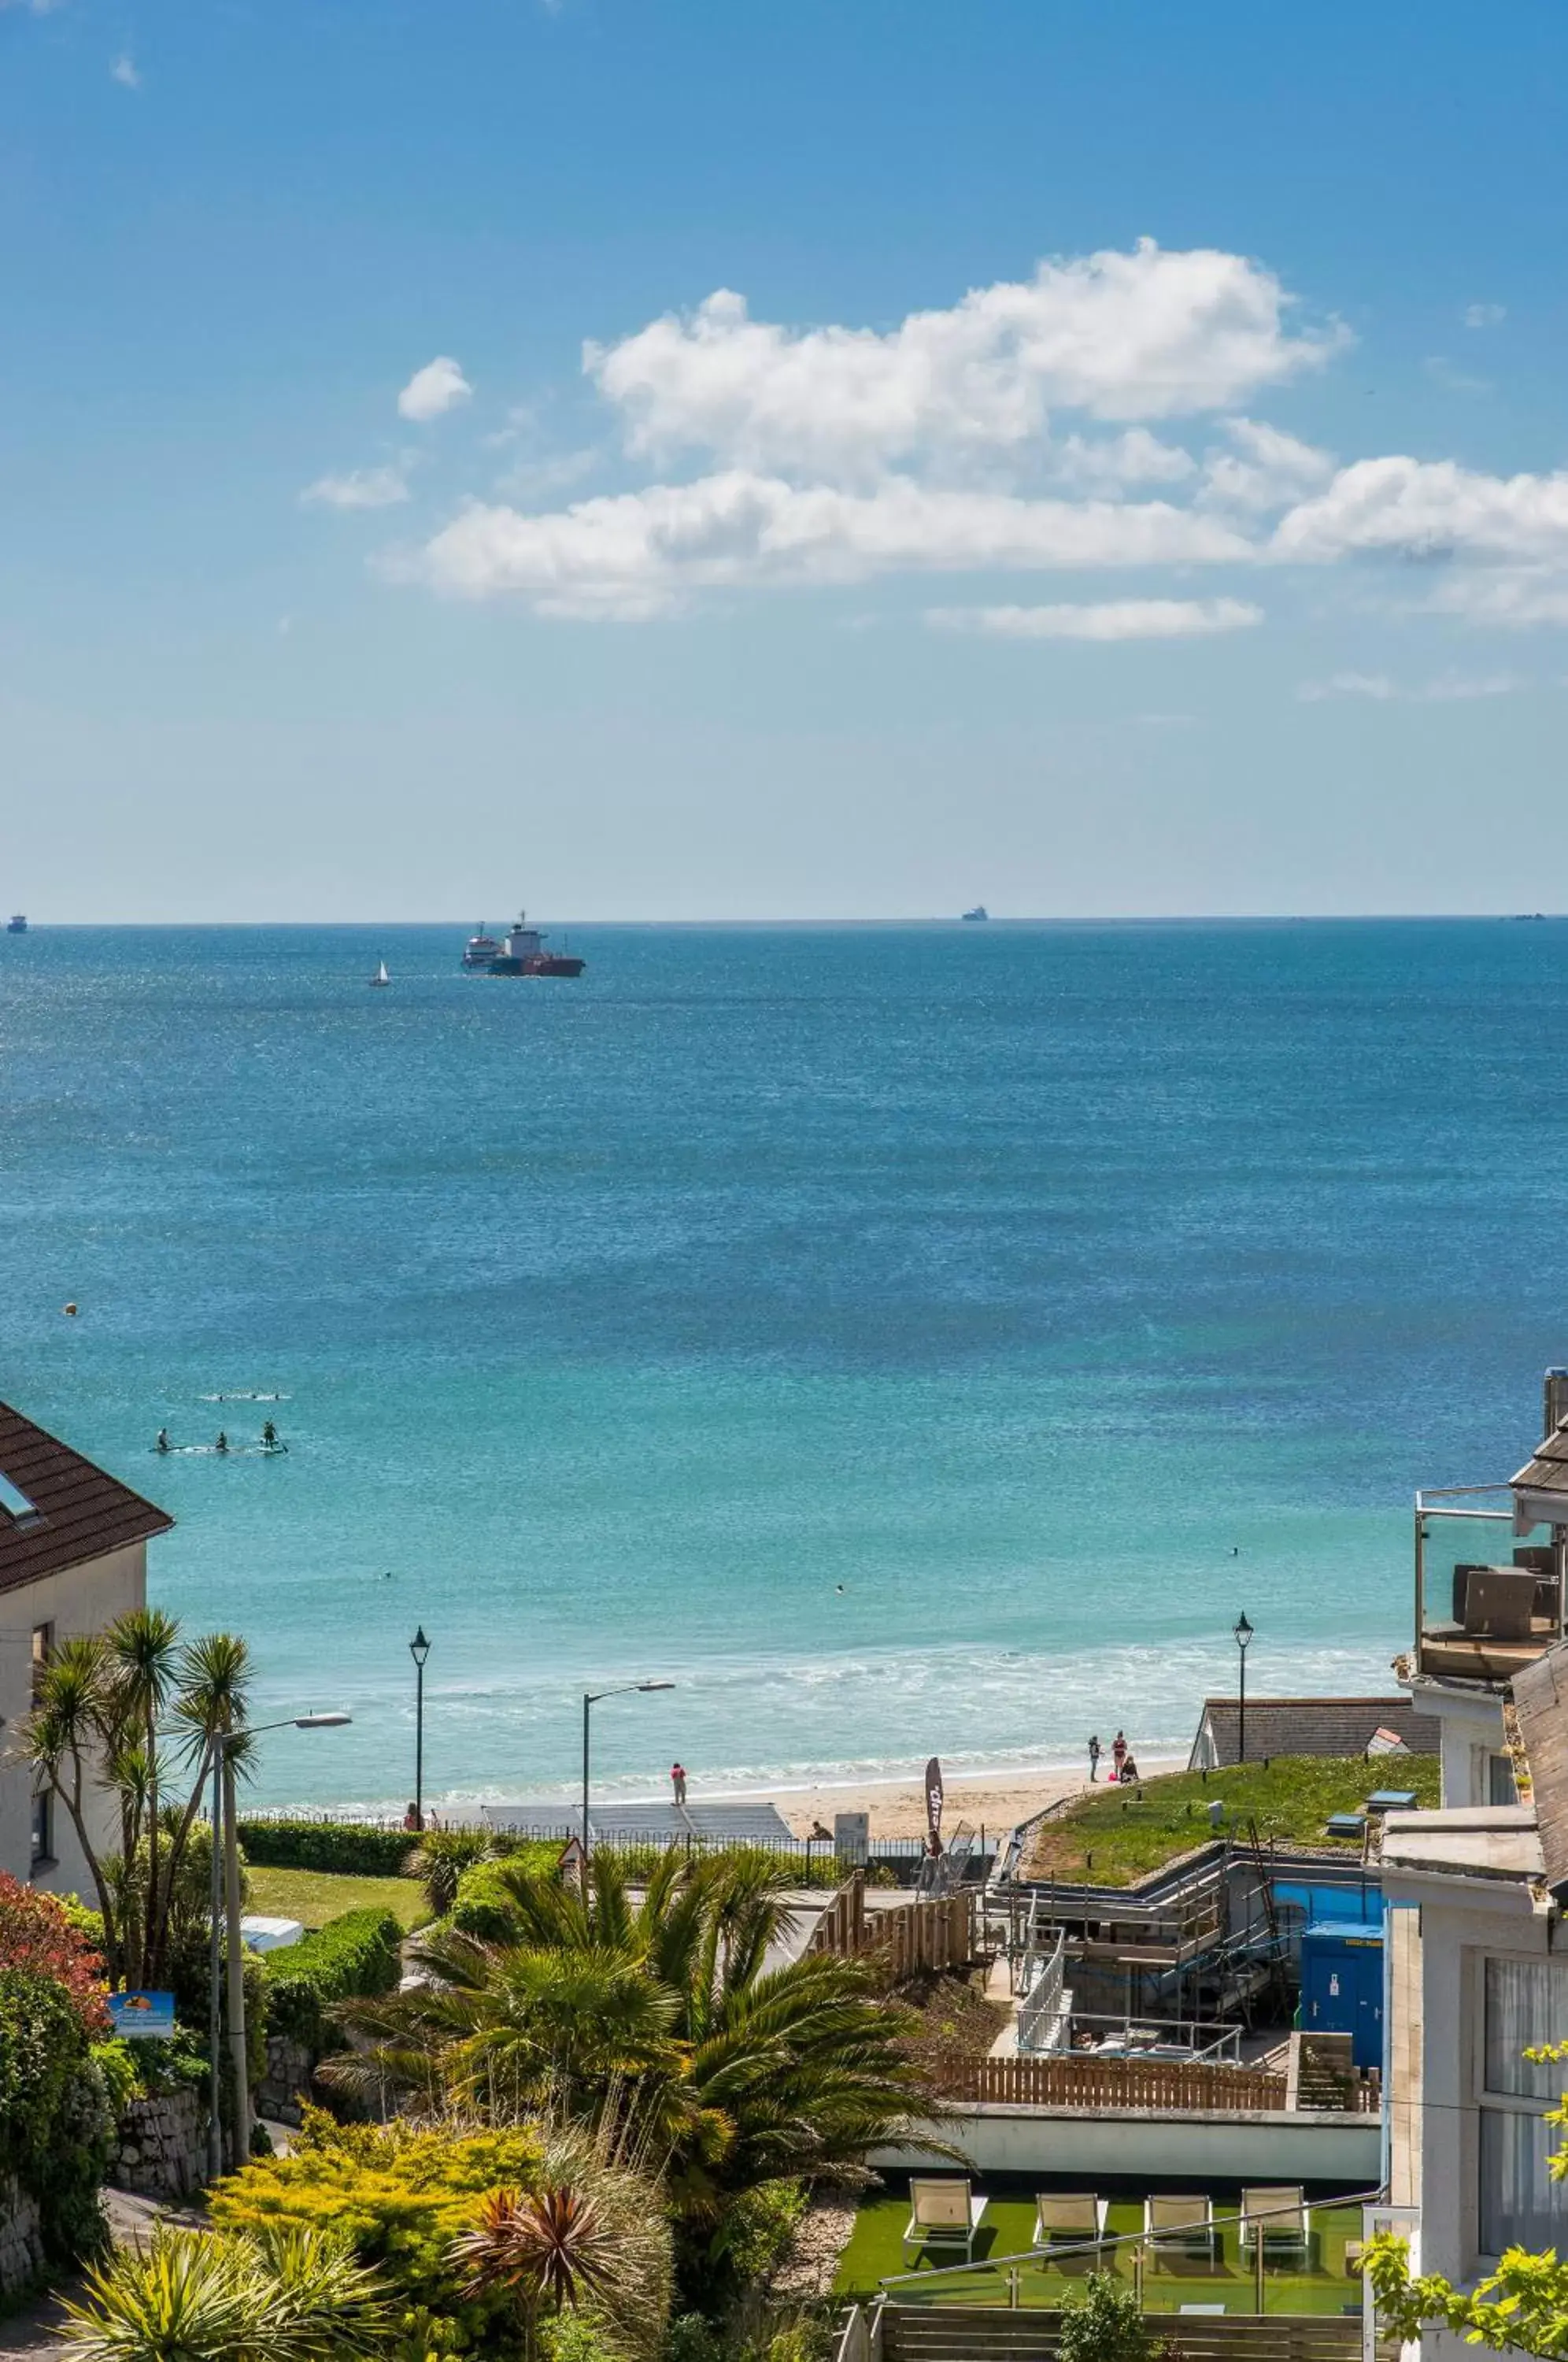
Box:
[0,1471,42,1522]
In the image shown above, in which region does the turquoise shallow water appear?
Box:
[1,918,1564,1810]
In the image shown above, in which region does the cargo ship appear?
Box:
[485,916,585,978]
[6,915,26,934]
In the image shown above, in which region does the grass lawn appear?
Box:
[246,1865,431,1932]
[834,2190,1367,2318]
[1024,1755,1440,1886]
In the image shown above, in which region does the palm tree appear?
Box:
[58,2222,390,2362]
[20,1613,252,1991]
[335,1850,930,2258]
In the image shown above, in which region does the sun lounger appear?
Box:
[1145,2194,1218,2261]
[902,2176,988,2267]
[1033,2194,1108,2252]
[1241,2186,1310,2262]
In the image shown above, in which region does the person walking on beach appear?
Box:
[671,1761,687,1806]
[1111,1730,1127,1783]
[1088,1734,1102,1783]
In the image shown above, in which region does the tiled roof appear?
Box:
[0,1400,172,1596]
[1511,1641,1568,1891]
[1513,1418,1568,1498]
[1191,1695,1440,1768]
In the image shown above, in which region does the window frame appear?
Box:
[1476,1950,1568,2258]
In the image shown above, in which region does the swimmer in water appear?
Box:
[215,1430,229,1454]
[156,1429,171,1453]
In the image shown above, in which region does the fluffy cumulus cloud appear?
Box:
[413,472,1252,618]
[587,242,1339,479]
[929,597,1262,641]
[1273,457,1568,564]
[398,356,472,423]
[368,240,1568,630]
[302,464,409,511]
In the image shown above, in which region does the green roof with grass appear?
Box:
[1023,1756,1438,1887]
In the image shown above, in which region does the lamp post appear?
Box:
[207,1711,352,2178]
[409,1627,431,1832]
[581,1680,675,1871]
[1233,1612,1255,1768]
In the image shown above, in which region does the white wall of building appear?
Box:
[1409,1686,1507,1811]
[874,2102,1381,2185]
[0,1539,147,1900]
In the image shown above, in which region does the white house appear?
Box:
[1381,1367,1568,2353]
[0,1398,172,1899]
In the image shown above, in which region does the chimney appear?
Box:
[1544,1368,1568,1442]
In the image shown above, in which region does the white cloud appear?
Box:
[1274,457,1568,565]
[409,470,1252,619]
[1299,668,1522,702]
[301,463,410,511]
[109,52,141,87]
[1051,429,1196,492]
[1424,570,1568,628]
[1464,303,1507,329]
[1422,354,1492,396]
[928,597,1263,642]
[397,356,472,424]
[1200,416,1333,512]
[587,242,1341,480]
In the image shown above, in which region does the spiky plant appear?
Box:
[58,2222,389,2362]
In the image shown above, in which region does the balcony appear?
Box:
[1414,1488,1563,1686]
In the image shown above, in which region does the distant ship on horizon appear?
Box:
[483,915,585,979]
[6,914,26,934]
[960,905,989,923]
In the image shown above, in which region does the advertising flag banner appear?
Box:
[925,1756,945,1853]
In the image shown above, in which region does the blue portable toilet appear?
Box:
[1300,1919,1384,2068]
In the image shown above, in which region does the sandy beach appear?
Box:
[720,1757,1189,1839]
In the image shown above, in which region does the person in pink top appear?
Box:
[1111,1731,1127,1782]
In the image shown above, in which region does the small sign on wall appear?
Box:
[834,1810,870,1868]
[108,1990,176,2039]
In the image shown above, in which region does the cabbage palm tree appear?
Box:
[20,1614,251,1990]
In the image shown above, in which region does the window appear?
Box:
[1481,1957,1568,2252]
[0,1470,40,1522]
[1489,1752,1520,1807]
[29,1790,51,1869]
[30,1622,53,1703]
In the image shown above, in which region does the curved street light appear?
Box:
[581,1680,675,1870]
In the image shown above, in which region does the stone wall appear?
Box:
[112,2088,206,2201]
[257,2031,317,2127]
[0,2175,44,2298]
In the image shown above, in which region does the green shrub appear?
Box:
[0,1968,116,2266]
[1056,2274,1169,2362]
[211,2110,547,2346]
[716,2181,808,2288]
[264,1908,404,2049]
[236,1817,420,1875]
[90,2038,140,2120]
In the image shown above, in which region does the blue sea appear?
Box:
[2,920,1564,1813]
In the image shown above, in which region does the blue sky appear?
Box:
[4,0,1568,920]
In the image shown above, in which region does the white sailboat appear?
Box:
[368,957,390,988]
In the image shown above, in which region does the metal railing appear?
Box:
[877,2185,1384,2313]
[1016,1933,1067,2055]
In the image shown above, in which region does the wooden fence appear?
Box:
[934,2052,1291,2113]
[811,1875,978,1975]
[880,2303,1359,2362]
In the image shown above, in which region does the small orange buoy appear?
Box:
[63,1301,79,1316]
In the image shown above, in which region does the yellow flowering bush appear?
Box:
[211,2109,545,2345]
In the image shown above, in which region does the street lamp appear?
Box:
[207,1711,352,2179]
[409,1627,431,1832]
[1233,1612,1255,1768]
[581,1681,675,1869]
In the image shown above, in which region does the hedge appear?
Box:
[263,1908,405,2049]
[0,1967,117,2266]
[235,1818,418,1875]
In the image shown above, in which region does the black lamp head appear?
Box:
[409,1626,431,1668]
[1233,1611,1254,1650]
